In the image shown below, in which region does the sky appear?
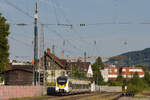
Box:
[0,0,150,61]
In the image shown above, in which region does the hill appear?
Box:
[105,48,150,67]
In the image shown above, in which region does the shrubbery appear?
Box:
[126,72,148,93]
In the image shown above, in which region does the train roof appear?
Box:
[57,76,68,79]
[57,76,90,81]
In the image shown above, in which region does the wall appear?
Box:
[47,70,66,83]
[100,86,122,92]
[94,85,122,92]
[4,70,33,85]
[101,70,108,82]
[0,86,44,100]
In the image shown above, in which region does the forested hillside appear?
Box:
[105,48,150,67]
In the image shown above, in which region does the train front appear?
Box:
[55,76,69,94]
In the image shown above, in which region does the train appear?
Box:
[55,76,91,95]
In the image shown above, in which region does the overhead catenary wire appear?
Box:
[2,0,150,25]
[4,0,33,19]
[50,0,87,50]
[3,0,150,60]
[50,0,94,47]
[9,23,34,40]
[1,0,150,26]
[9,36,33,48]
[3,0,83,55]
[43,0,94,58]
[45,27,82,52]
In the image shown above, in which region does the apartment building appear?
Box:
[101,66,144,82]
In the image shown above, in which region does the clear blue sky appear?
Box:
[0,0,150,61]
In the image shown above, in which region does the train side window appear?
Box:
[69,82,72,87]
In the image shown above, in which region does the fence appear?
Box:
[0,86,44,100]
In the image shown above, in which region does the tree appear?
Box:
[127,72,147,93]
[144,70,150,86]
[116,74,123,82]
[92,57,104,85]
[0,13,10,72]
[131,72,140,85]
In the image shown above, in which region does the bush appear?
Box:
[127,83,139,93]
[126,72,148,93]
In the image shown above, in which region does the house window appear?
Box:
[51,71,55,77]
[61,71,65,76]
[122,69,126,72]
[48,62,51,66]
[108,69,112,72]
[84,69,87,72]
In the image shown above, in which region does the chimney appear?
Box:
[84,51,86,62]
[47,48,51,55]
[61,50,64,59]
[52,45,55,55]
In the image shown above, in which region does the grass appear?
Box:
[9,95,48,100]
[133,89,150,98]
[79,93,121,100]
[134,95,148,98]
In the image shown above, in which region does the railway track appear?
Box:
[21,92,122,100]
[54,92,121,100]
[56,92,98,100]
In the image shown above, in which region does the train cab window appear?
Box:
[57,76,68,85]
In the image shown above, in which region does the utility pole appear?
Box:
[33,2,38,86]
[39,24,44,85]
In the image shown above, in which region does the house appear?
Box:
[101,66,144,82]
[121,67,144,78]
[3,65,33,85]
[43,48,67,83]
[42,48,93,84]
[3,48,93,85]
[66,61,93,78]
[2,49,67,85]
[101,66,119,82]
[87,64,93,78]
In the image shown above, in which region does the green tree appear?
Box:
[92,57,104,85]
[138,65,150,86]
[131,72,140,85]
[116,74,123,82]
[144,71,150,86]
[127,72,147,93]
[0,13,10,72]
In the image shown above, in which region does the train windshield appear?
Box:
[57,76,68,85]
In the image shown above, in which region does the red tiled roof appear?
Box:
[66,62,91,72]
[46,49,65,69]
